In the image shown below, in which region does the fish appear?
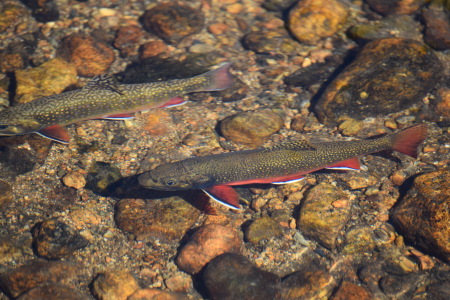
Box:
[0,63,232,143]
[138,124,427,210]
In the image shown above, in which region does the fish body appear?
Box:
[0,63,232,143]
[139,124,427,209]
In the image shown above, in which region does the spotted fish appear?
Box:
[138,124,427,209]
[0,63,232,143]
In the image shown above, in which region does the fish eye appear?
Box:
[164,180,176,186]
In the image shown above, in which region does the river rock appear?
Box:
[92,270,140,300]
[0,260,81,298]
[220,110,284,147]
[288,0,348,45]
[280,266,336,299]
[129,288,189,300]
[315,38,443,125]
[204,253,280,300]
[331,281,373,300]
[0,147,37,179]
[244,216,283,245]
[176,224,242,274]
[32,218,89,259]
[58,33,115,77]
[22,0,59,23]
[297,183,352,249]
[433,87,450,118]
[366,0,426,15]
[115,197,200,242]
[242,30,300,55]
[62,171,86,190]
[0,3,29,33]
[390,170,450,262]
[422,6,450,50]
[141,3,205,44]
[85,162,122,195]
[114,25,144,58]
[16,283,86,300]
[14,57,77,104]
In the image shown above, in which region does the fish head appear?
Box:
[138,162,214,191]
[0,114,41,136]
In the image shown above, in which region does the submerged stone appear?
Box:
[315,38,443,125]
[244,216,283,245]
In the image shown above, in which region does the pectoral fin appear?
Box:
[325,157,360,170]
[37,125,70,144]
[202,185,241,210]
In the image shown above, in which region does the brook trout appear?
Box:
[139,124,427,209]
[0,63,232,143]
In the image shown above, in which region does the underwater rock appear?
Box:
[244,216,283,245]
[91,270,140,300]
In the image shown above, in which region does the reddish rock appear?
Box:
[176,224,242,274]
[0,260,81,298]
[114,25,144,57]
[92,270,140,300]
[58,33,115,77]
[422,7,450,50]
[331,281,373,300]
[0,53,24,73]
[288,0,348,45]
[16,283,86,300]
[141,3,205,44]
[390,170,450,262]
[140,40,168,59]
[366,0,426,15]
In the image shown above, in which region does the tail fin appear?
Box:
[391,124,427,158]
[198,62,233,92]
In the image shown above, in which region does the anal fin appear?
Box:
[202,185,241,210]
[37,125,70,144]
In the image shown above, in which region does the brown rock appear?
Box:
[315,38,443,125]
[366,0,426,15]
[390,170,450,262]
[164,273,193,293]
[141,3,205,44]
[331,281,373,300]
[298,183,352,249]
[92,270,140,300]
[139,40,168,59]
[434,87,450,117]
[0,260,81,298]
[58,33,115,77]
[0,237,26,264]
[0,53,24,73]
[280,266,336,299]
[115,197,200,242]
[16,283,86,300]
[129,288,189,300]
[14,58,78,104]
[220,110,284,147]
[0,3,28,33]
[32,218,89,259]
[242,30,300,55]
[288,0,348,45]
[114,25,144,57]
[342,225,378,255]
[0,179,13,211]
[62,171,86,190]
[244,216,283,245]
[176,224,242,274]
[422,7,450,50]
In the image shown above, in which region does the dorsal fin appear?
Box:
[268,140,316,151]
[83,74,124,95]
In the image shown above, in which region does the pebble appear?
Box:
[58,33,115,77]
[244,216,283,244]
[315,38,443,125]
[280,266,336,299]
[128,288,189,300]
[92,270,140,300]
[342,225,378,255]
[288,0,348,45]
[366,0,426,15]
[0,260,81,298]
[297,183,352,249]
[242,30,300,55]
[14,57,77,104]
[16,283,87,300]
[62,171,86,190]
[23,0,59,23]
[115,197,200,242]
[114,25,144,58]
[390,169,450,262]
[85,162,122,195]
[203,253,280,300]
[330,281,373,300]
[164,273,193,293]
[422,6,450,50]
[139,40,168,59]
[176,224,242,274]
[141,3,205,44]
[0,179,13,211]
[220,110,284,147]
[32,218,89,259]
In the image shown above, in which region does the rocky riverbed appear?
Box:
[0,0,449,299]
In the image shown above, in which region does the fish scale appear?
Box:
[0,63,232,143]
[139,124,428,209]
